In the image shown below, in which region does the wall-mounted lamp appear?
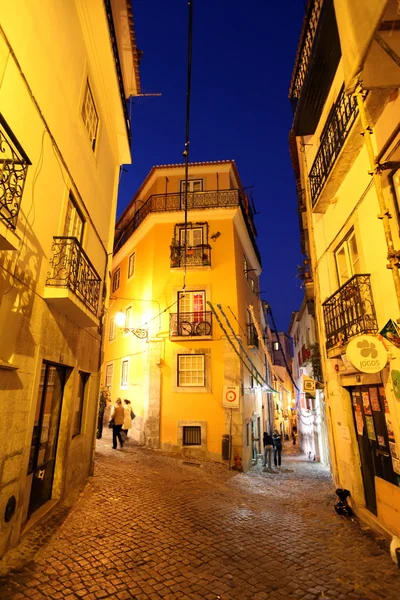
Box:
[116,312,148,339]
[210,231,221,241]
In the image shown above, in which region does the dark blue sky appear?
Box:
[117,0,307,331]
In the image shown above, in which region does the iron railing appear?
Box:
[46,236,101,316]
[309,86,359,206]
[170,311,212,337]
[246,323,259,348]
[0,115,31,230]
[322,274,378,350]
[289,0,323,104]
[170,243,211,268]
[116,189,261,264]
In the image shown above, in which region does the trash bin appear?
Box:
[222,434,231,460]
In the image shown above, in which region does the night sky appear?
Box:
[117,1,307,332]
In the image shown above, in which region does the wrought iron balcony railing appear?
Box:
[246,323,259,348]
[309,86,359,207]
[322,274,378,350]
[289,0,323,105]
[170,244,211,268]
[0,115,31,230]
[116,189,261,264]
[46,236,101,316]
[170,311,212,337]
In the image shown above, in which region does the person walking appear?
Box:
[272,428,282,467]
[110,398,125,450]
[122,399,135,439]
[291,427,298,446]
[263,430,273,469]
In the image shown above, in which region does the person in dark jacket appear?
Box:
[263,431,274,469]
[272,429,282,467]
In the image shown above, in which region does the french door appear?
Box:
[27,363,66,516]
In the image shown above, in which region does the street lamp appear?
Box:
[115,311,148,339]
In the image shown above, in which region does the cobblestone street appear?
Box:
[0,436,399,600]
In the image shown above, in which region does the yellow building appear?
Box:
[290,0,400,538]
[103,161,277,471]
[0,1,140,557]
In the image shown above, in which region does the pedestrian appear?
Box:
[96,386,110,439]
[110,397,125,450]
[272,428,282,467]
[263,430,273,469]
[122,399,135,439]
[291,428,298,446]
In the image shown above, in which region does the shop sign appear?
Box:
[380,319,400,349]
[346,335,387,373]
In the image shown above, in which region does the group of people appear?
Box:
[109,398,135,450]
[262,429,283,469]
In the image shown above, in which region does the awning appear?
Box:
[334,0,400,93]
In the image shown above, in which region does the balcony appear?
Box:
[289,0,341,136]
[170,243,211,269]
[322,274,378,356]
[169,311,212,338]
[115,188,261,265]
[246,323,259,348]
[44,237,101,327]
[299,344,311,366]
[309,86,359,212]
[0,115,31,250]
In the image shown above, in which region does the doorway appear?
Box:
[349,385,396,515]
[27,363,67,516]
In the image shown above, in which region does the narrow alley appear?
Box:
[0,439,398,600]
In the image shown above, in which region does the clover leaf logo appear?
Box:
[357,339,378,358]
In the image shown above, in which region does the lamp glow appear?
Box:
[115,312,126,327]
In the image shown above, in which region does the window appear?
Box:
[182,426,201,446]
[244,255,248,279]
[246,422,250,446]
[125,306,132,329]
[109,317,116,341]
[335,231,360,287]
[81,80,99,151]
[112,268,120,292]
[273,342,279,351]
[180,179,203,193]
[179,226,203,247]
[105,364,113,388]
[178,290,205,318]
[178,354,205,386]
[72,372,89,438]
[121,359,129,389]
[250,278,256,293]
[0,114,31,230]
[64,194,84,242]
[128,253,135,278]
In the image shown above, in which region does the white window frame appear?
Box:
[335,230,360,287]
[179,226,203,247]
[64,194,84,243]
[273,341,279,351]
[178,354,205,387]
[244,255,248,279]
[105,363,114,388]
[109,317,116,341]
[112,268,120,292]
[125,306,132,330]
[81,79,99,151]
[121,358,129,389]
[128,252,136,278]
[180,179,203,193]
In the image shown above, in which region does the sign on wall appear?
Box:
[222,385,240,409]
[346,335,387,374]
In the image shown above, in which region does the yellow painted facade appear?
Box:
[0,1,140,558]
[290,0,400,538]
[102,162,277,471]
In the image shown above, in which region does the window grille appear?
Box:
[183,426,201,446]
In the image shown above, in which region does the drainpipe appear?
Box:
[354,86,400,314]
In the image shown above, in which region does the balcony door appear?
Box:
[179,227,203,249]
[64,195,84,242]
[177,290,208,335]
[27,363,67,516]
[180,179,203,209]
[350,385,397,515]
[335,231,360,287]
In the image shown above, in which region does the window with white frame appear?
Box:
[105,364,114,388]
[178,354,205,386]
[109,317,116,341]
[244,255,248,279]
[112,268,120,292]
[128,253,136,278]
[179,226,203,247]
[250,277,256,294]
[335,230,360,287]
[64,194,84,242]
[81,80,99,151]
[180,179,203,193]
[273,341,279,351]
[121,359,129,389]
[125,306,132,329]
[178,290,205,318]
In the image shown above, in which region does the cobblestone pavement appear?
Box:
[0,434,399,600]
